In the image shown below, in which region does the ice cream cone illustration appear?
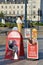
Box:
[14,52,18,60]
[16,17,22,33]
[17,23,22,33]
[32,28,37,39]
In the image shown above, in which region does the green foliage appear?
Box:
[22,23,25,28]
[35,22,43,26]
[0,21,43,27]
[0,22,17,28]
[30,22,43,26]
[30,22,34,27]
[0,12,4,18]
[5,22,11,27]
[0,22,5,27]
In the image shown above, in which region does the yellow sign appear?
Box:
[32,28,37,39]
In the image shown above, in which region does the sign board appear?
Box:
[24,28,31,38]
[8,31,20,38]
[5,31,24,60]
[27,41,38,59]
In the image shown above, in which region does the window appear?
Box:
[21,6,23,8]
[13,11,15,14]
[33,16,36,18]
[1,6,3,8]
[5,11,7,14]
[17,6,19,8]
[33,1,36,3]
[5,6,7,8]
[17,11,19,14]
[33,11,36,15]
[21,10,23,14]
[13,6,15,8]
[29,5,31,8]
[33,5,36,8]
[9,6,11,8]
[9,11,11,14]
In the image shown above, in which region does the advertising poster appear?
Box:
[24,28,31,38]
[27,42,38,59]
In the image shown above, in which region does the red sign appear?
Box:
[5,31,24,60]
[27,42,38,59]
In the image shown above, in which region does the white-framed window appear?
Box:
[13,11,15,14]
[17,10,19,14]
[21,10,23,14]
[32,11,36,15]
[9,6,11,8]
[33,16,36,18]
[32,1,36,4]
[5,6,7,8]
[17,6,19,8]
[33,5,36,8]
[1,6,3,8]
[21,6,23,8]
[5,11,7,14]
[9,11,11,14]
[13,6,15,8]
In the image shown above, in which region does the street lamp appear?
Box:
[25,0,27,28]
[38,9,42,30]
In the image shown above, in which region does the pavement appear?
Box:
[0,39,43,65]
[0,26,43,65]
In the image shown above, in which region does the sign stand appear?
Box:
[27,41,38,60]
[5,30,24,60]
[27,28,39,60]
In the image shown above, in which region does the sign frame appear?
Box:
[27,41,38,59]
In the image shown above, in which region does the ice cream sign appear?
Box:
[32,28,37,39]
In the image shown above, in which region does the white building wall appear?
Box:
[0,0,41,21]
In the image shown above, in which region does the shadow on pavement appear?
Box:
[39,52,43,60]
[0,59,17,65]
[0,59,25,65]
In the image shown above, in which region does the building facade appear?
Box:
[0,0,41,21]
